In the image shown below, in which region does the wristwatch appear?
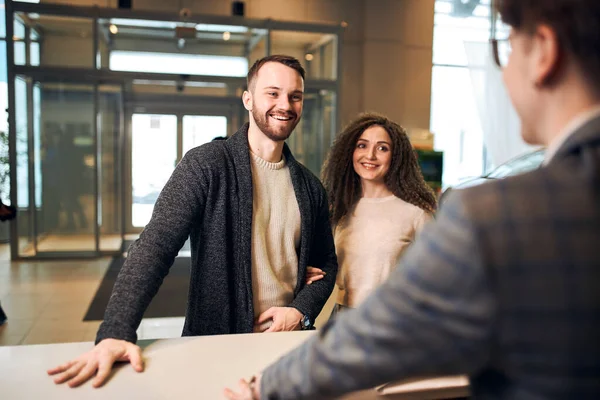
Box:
[300,314,312,330]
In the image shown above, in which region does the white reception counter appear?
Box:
[0,331,469,399]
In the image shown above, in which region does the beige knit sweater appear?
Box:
[250,151,301,331]
[335,195,432,307]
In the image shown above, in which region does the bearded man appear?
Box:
[48,55,337,389]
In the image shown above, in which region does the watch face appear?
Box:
[301,316,311,329]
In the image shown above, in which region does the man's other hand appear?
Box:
[47,338,144,388]
[255,307,303,333]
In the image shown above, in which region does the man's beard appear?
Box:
[251,108,299,142]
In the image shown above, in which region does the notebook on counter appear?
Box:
[376,375,470,398]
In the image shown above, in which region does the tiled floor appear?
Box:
[0,243,335,347]
[0,244,185,347]
[19,234,122,257]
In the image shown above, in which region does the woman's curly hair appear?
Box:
[322,112,437,226]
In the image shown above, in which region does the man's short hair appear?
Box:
[246,55,306,92]
[497,0,600,93]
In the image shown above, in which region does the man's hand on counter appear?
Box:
[46,338,144,388]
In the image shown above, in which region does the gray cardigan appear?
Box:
[96,124,338,343]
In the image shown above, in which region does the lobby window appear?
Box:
[430,0,491,188]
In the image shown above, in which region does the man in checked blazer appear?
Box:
[225,0,600,399]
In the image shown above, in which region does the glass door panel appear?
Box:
[15,76,32,257]
[11,77,125,258]
[131,114,177,228]
[286,89,336,176]
[182,115,227,156]
[37,82,96,253]
[99,85,123,252]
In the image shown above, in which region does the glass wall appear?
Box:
[288,88,336,176]
[271,31,337,80]
[98,84,122,251]
[38,83,95,251]
[0,0,12,243]
[11,78,123,257]
[101,18,265,77]
[0,43,9,207]
[14,12,94,68]
[14,76,30,255]
[0,1,9,209]
[7,1,342,258]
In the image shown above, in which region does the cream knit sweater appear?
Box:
[250,151,301,331]
[335,195,432,307]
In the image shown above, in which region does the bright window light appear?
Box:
[110,51,248,77]
[109,19,177,29]
[195,24,247,33]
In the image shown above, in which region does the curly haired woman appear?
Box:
[307,113,437,312]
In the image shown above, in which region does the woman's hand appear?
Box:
[305,267,326,285]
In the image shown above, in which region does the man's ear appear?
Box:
[242,90,253,111]
[533,24,561,87]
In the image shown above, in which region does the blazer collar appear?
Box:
[551,113,600,163]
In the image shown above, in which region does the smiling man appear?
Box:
[47,55,337,388]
